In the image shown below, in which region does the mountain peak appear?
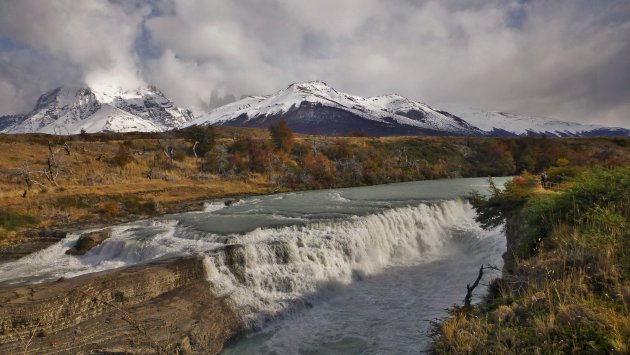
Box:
[287,80,330,89]
[285,80,336,94]
[1,84,194,134]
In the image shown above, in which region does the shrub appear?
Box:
[113,144,134,167]
[202,145,229,174]
[547,165,584,184]
[302,151,335,188]
[152,151,175,171]
[100,202,119,218]
[172,149,187,162]
[120,197,159,215]
[346,130,368,137]
[431,166,630,353]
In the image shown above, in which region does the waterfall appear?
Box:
[201,199,481,326]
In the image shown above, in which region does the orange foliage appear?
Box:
[269,119,294,152]
[303,151,335,188]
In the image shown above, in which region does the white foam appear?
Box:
[203,201,227,213]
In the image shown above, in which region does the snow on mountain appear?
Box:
[190,81,484,136]
[0,86,194,134]
[440,106,630,137]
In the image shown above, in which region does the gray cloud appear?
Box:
[0,0,628,127]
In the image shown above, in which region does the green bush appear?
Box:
[546,165,584,184]
[120,196,158,215]
[468,176,533,229]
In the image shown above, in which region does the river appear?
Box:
[0,177,508,354]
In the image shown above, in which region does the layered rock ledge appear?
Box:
[0,256,244,354]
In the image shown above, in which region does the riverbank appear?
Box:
[429,166,630,353]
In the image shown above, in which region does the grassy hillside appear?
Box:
[430,166,630,353]
[0,127,628,249]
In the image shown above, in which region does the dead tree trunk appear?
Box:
[20,167,33,198]
[464,264,499,308]
[43,141,62,186]
[157,139,174,162]
[18,163,46,198]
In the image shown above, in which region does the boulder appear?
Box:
[65,229,112,255]
[224,198,241,206]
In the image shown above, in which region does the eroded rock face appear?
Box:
[0,256,244,354]
[65,228,112,255]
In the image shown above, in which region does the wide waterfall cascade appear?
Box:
[0,177,508,353]
[203,200,481,326]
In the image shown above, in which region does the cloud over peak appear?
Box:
[0,0,628,127]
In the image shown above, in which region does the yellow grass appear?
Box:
[0,138,275,247]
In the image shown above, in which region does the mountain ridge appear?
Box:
[1,81,628,137]
[191,81,629,137]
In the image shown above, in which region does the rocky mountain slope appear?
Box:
[0,86,194,134]
[190,81,485,136]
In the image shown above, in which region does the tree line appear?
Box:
[177,121,628,190]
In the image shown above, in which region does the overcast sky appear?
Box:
[0,0,629,127]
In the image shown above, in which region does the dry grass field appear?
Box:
[0,133,274,247]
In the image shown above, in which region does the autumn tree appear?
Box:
[269,119,294,152]
[247,139,273,173]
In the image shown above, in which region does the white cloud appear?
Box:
[0,0,628,127]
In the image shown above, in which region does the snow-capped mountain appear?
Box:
[441,106,630,137]
[2,81,627,137]
[0,86,194,134]
[190,81,485,136]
